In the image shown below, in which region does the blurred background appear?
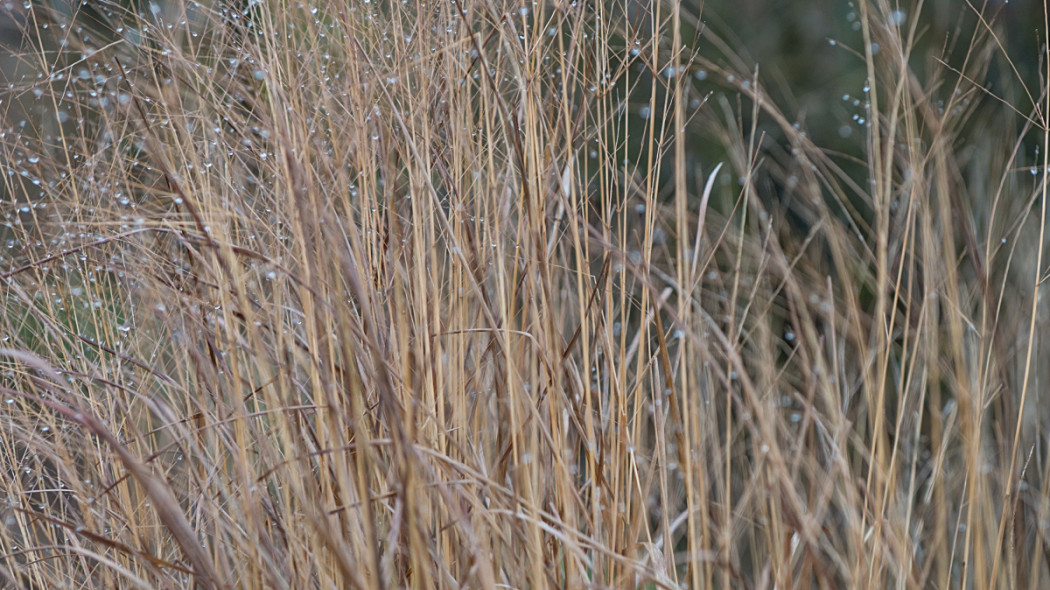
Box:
[696,0,1037,145]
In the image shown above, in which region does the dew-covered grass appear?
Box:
[1,1,1049,588]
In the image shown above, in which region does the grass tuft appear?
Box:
[1,0,1049,588]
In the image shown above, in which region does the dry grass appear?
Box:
[0,0,1048,588]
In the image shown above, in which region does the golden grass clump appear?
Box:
[1,0,1049,588]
